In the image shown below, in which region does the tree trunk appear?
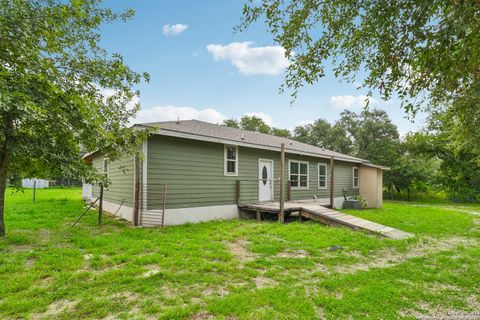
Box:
[0,153,8,237]
[0,115,11,237]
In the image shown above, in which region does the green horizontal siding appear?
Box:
[146,136,237,209]
[146,135,359,210]
[92,153,135,207]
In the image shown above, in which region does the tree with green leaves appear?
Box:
[338,109,400,165]
[270,127,290,138]
[221,119,240,129]
[222,115,291,137]
[0,0,148,237]
[384,143,438,201]
[337,109,406,193]
[405,110,480,202]
[239,115,272,134]
[239,1,480,153]
[292,119,352,154]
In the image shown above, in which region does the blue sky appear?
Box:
[101,0,426,135]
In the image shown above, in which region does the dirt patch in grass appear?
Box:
[159,286,178,299]
[109,291,140,303]
[25,256,36,268]
[142,265,161,277]
[31,300,78,319]
[441,206,480,216]
[314,306,326,320]
[38,229,51,243]
[428,282,463,293]
[5,243,36,253]
[411,203,480,216]
[189,311,216,319]
[227,238,258,263]
[76,261,124,276]
[254,275,277,289]
[318,236,478,275]
[36,276,54,288]
[127,306,147,318]
[83,253,94,260]
[202,287,229,297]
[276,249,309,258]
[83,253,108,260]
[401,296,480,320]
[467,295,480,309]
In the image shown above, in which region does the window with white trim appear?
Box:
[289,160,309,189]
[318,163,327,189]
[353,167,359,188]
[224,145,238,176]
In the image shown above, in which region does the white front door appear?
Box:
[258,159,274,201]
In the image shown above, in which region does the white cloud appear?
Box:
[206,42,289,75]
[329,95,378,109]
[243,112,274,126]
[133,105,226,124]
[162,24,188,36]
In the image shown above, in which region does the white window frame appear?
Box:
[288,160,309,190]
[318,163,328,189]
[224,145,239,176]
[103,157,109,177]
[353,167,359,189]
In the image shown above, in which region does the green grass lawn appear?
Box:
[1,188,479,319]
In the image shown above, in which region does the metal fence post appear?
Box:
[329,156,335,208]
[133,153,140,227]
[161,183,167,228]
[98,182,103,226]
[32,180,36,203]
[279,143,285,223]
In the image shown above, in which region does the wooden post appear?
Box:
[236,180,241,206]
[98,182,103,226]
[287,181,291,202]
[279,143,285,223]
[256,210,261,222]
[32,180,36,203]
[329,156,335,209]
[161,183,167,228]
[133,153,140,227]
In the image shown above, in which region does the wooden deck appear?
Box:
[238,201,413,240]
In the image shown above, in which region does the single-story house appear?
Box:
[83,120,386,226]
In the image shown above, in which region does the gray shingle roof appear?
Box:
[137,120,370,164]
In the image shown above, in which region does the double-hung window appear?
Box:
[224,145,238,176]
[318,163,327,189]
[353,167,359,188]
[289,160,309,189]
